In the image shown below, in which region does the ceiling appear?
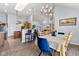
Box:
[0,3,16,14]
[0,3,79,18]
[0,3,54,17]
[55,3,79,9]
[0,3,30,18]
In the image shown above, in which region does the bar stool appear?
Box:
[25,29,32,43]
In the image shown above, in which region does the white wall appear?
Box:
[8,14,28,37]
[15,16,27,31]
[55,6,79,45]
[8,14,16,36]
[0,13,17,37]
[0,13,6,23]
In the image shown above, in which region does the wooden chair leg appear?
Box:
[58,52,60,56]
[52,50,56,56]
[39,51,42,56]
[65,52,67,56]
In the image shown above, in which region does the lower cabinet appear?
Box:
[22,29,28,43]
[14,31,21,39]
[0,32,4,47]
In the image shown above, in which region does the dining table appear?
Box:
[35,34,65,52]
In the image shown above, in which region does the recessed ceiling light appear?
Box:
[26,11,29,14]
[4,3,8,6]
[4,10,7,13]
[15,3,28,11]
[28,9,31,11]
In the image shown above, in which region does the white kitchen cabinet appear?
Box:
[22,29,28,43]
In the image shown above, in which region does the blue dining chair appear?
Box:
[37,37,54,56]
[58,32,65,35]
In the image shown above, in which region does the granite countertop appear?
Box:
[0,31,5,33]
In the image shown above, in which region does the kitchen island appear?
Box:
[0,31,5,47]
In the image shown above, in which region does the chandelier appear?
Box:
[40,4,55,18]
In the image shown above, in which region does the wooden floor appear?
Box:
[0,37,79,56]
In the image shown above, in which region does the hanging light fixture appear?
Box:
[40,4,53,17]
[45,4,49,8]
[15,3,28,11]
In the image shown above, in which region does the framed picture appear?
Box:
[59,17,76,26]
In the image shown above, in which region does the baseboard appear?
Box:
[8,35,14,38]
[70,42,79,46]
